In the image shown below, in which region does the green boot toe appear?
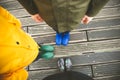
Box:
[40,52,54,60]
[40,45,54,52]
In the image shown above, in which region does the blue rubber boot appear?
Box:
[55,33,62,45]
[62,32,70,46]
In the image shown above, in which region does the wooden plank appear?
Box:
[0,0,15,3]
[30,58,58,69]
[105,0,120,8]
[0,1,23,10]
[9,9,30,18]
[52,39,120,56]
[77,17,120,31]
[69,51,120,66]
[30,57,92,73]
[95,7,120,19]
[19,17,44,27]
[72,66,92,77]
[28,25,54,35]
[28,66,92,80]
[29,50,120,70]
[33,31,87,44]
[32,39,120,66]
[87,27,120,41]
[95,75,120,80]
[93,62,120,77]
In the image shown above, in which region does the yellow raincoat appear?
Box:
[0,6,39,80]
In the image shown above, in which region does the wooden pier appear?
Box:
[0,0,120,80]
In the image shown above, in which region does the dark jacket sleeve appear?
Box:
[17,0,38,15]
[86,0,109,17]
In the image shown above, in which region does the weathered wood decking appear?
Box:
[0,0,120,80]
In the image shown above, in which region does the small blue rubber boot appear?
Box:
[56,33,62,45]
[62,32,70,46]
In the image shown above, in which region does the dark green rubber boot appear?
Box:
[40,51,54,60]
[37,45,55,60]
[40,45,54,52]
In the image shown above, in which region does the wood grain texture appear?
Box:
[0,1,22,10]
[33,31,87,44]
[95,75,120,80]
[88,27,120,41]
[93,62,120,77]
[30,51,120,69]
[53,39,120,56]
[1,0,120,80]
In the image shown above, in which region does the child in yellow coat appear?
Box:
[0,6,39,80]
[0,6,54,80]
